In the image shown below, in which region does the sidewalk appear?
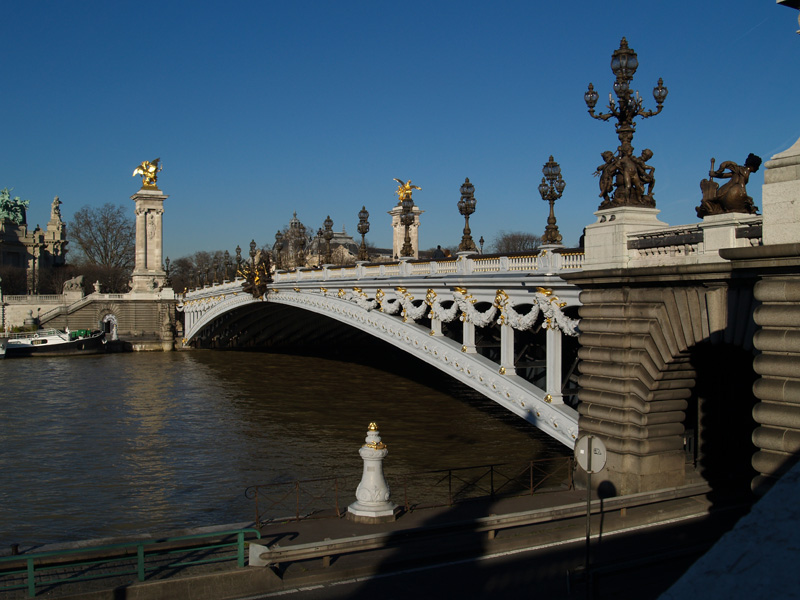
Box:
[0,482,728,600]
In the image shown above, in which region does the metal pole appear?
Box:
[585,435,593,598]
[237,531,245,567]
[137,544,145,581]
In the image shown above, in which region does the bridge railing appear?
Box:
[4,294,64,303]
[260,251,584,286]
[37,292,129,324]
[244,457,573,525]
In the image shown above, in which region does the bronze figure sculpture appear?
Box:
[584,38,668,209]
[133,158,162,189]
[238,249,271,299]
[696,153,761,218]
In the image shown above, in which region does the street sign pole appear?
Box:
[574,434,607,599]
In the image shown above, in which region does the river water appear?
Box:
[0,346,567,547]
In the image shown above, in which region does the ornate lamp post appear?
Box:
[223,250,231,281]
[393,179,420,258]
[401,196,414,257]
[584,37,667,209]
[538,156,566,245]
[273,231,283,271]
[357,206,370,261]
[249,239,257,274]
[235,245,242,274]
[323,215,334,264]
[296,223,306,267]
[457,178,478,253]
[479,236,484,254]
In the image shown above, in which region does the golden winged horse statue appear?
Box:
[133,158,162,188]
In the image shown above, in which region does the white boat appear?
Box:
[0,336,7,359]
[5,328,106,358]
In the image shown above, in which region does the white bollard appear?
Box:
[347,423,399,523]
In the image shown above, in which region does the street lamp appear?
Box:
[249,239,257,274]
[296,223,306,267]
[479,236,484,254]
[357,206,370,261]
[584,37,667,209]
[273,231,283,271]
[457,178,478,253]
[394,179,420,258]
[316,228,323,266]
[538,156,566,245]
[323,215,334,264]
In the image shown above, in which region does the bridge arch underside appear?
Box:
[186,296,580,448]
[569,267,760,496]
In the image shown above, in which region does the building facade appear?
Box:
[0,193,68,294]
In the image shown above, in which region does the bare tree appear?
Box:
[68,204,135,293]
[69,204,135,270]
[490,231,542,254]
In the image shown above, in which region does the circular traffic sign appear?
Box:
[575,435,607,474]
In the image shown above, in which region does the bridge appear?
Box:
[179,251,585,448]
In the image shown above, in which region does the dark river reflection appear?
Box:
[0,345,567,546]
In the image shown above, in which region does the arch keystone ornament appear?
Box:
[347,423,399,524]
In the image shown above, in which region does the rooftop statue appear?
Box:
[696,154,761,218]
[393,179,421,204]
[133,158,162,189]
[50,196,62,221]
[0,188,30,224]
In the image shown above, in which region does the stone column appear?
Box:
[545,326,564,404]
[430,314,442,336]
[731,135,800,494]
[130,188,168,293]
[751,277,800,494]
[388,205,424,259]
[499,322,515,375]
[462,320,476,354]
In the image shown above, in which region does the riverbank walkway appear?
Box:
[0,477,751,600]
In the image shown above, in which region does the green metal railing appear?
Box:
[0,527,261,598]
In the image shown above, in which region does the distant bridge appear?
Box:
[179,251,584,448]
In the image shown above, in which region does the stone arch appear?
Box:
[570,270,759,495]
[96,304,120,341]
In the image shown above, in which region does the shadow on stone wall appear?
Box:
[688,342,758,504]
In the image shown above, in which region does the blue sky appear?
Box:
[4,1,799,259]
